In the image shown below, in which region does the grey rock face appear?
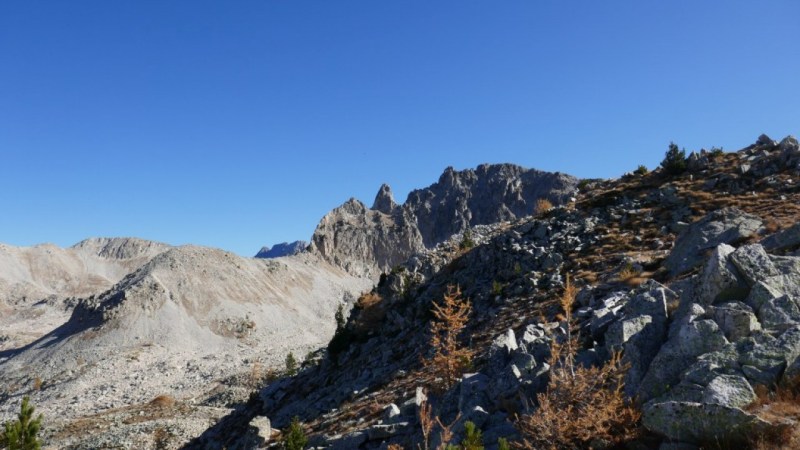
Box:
[702,374,756,408]
[757,133,775,146]
[738,134,800,177]
[643,401,771,444]
[71,237,171,260]
[695,244,747,305]
[404,164,578,248]
[709,302,760,341]
[729,244,779,286]
[311,164,578,276]
[254,241,308,259]
[639,236,800,444]
[603,283,671,396]
[686,151,711,172]
[310,199,425,277]
[759,295,800,331]
[664,208,763,276]
[762,222,800,252]
[372,183,398,214]
[638,319,729,402]
[249,416,271,444]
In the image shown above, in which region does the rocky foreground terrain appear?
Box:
[184,135,800,449]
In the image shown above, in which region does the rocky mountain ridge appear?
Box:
[310,163,578,277]
[191,134,800,450]
[0,237,172,353]
[255,241,308,259]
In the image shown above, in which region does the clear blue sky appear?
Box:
[1,1,798,256]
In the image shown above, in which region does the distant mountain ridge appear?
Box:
[0,237,170,308]
[310,163,579,277]
[254,241,308,259]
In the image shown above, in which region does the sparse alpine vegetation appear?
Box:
[1,396,43,450]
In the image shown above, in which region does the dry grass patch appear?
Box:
[535,198,553,215]
[617,263,640,282]
[148,394,176,409]
[352,291,387,334]
[747,380,800,449]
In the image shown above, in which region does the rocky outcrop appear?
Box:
[372,183,398,214]
[255,241,308,259]
[663,208,763,276]
[311,164,578,277]
[738,134,800,178]
[630,239,800,444]
[310,199,425,277]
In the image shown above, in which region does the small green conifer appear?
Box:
[2,396,43,450]
[283,416,307,450]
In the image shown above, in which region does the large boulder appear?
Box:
[694,244,748,306]
[729,244,779,286]
[709,301,760,341]
[735,328,800,386]
[604,283,670,396]
[701,374,757,408]
[664,209,762,276]
[638,318,729,402]
[762,222,800,252]
[643,401,771,444]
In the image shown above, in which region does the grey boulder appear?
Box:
[664,208,762,276]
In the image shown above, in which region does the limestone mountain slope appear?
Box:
[191,134,800,450]
[0,247,370,449]
[0,237,170,306]
[311,163,578,277]
[0,237,171,352]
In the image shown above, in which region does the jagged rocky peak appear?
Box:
[310,197,424,278]
[406,163,578,247]
[254,240,308,259]
[310,163,579,277]
[372,183,397,214]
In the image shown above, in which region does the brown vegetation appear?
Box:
[535,198,553,215]
[153,426,171,449]
[514,277,641,449]
[422,286,474,392]
[352,291,387,334]
[747,378,800,448]
[148,394,176,408]
[418,395,461,450]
